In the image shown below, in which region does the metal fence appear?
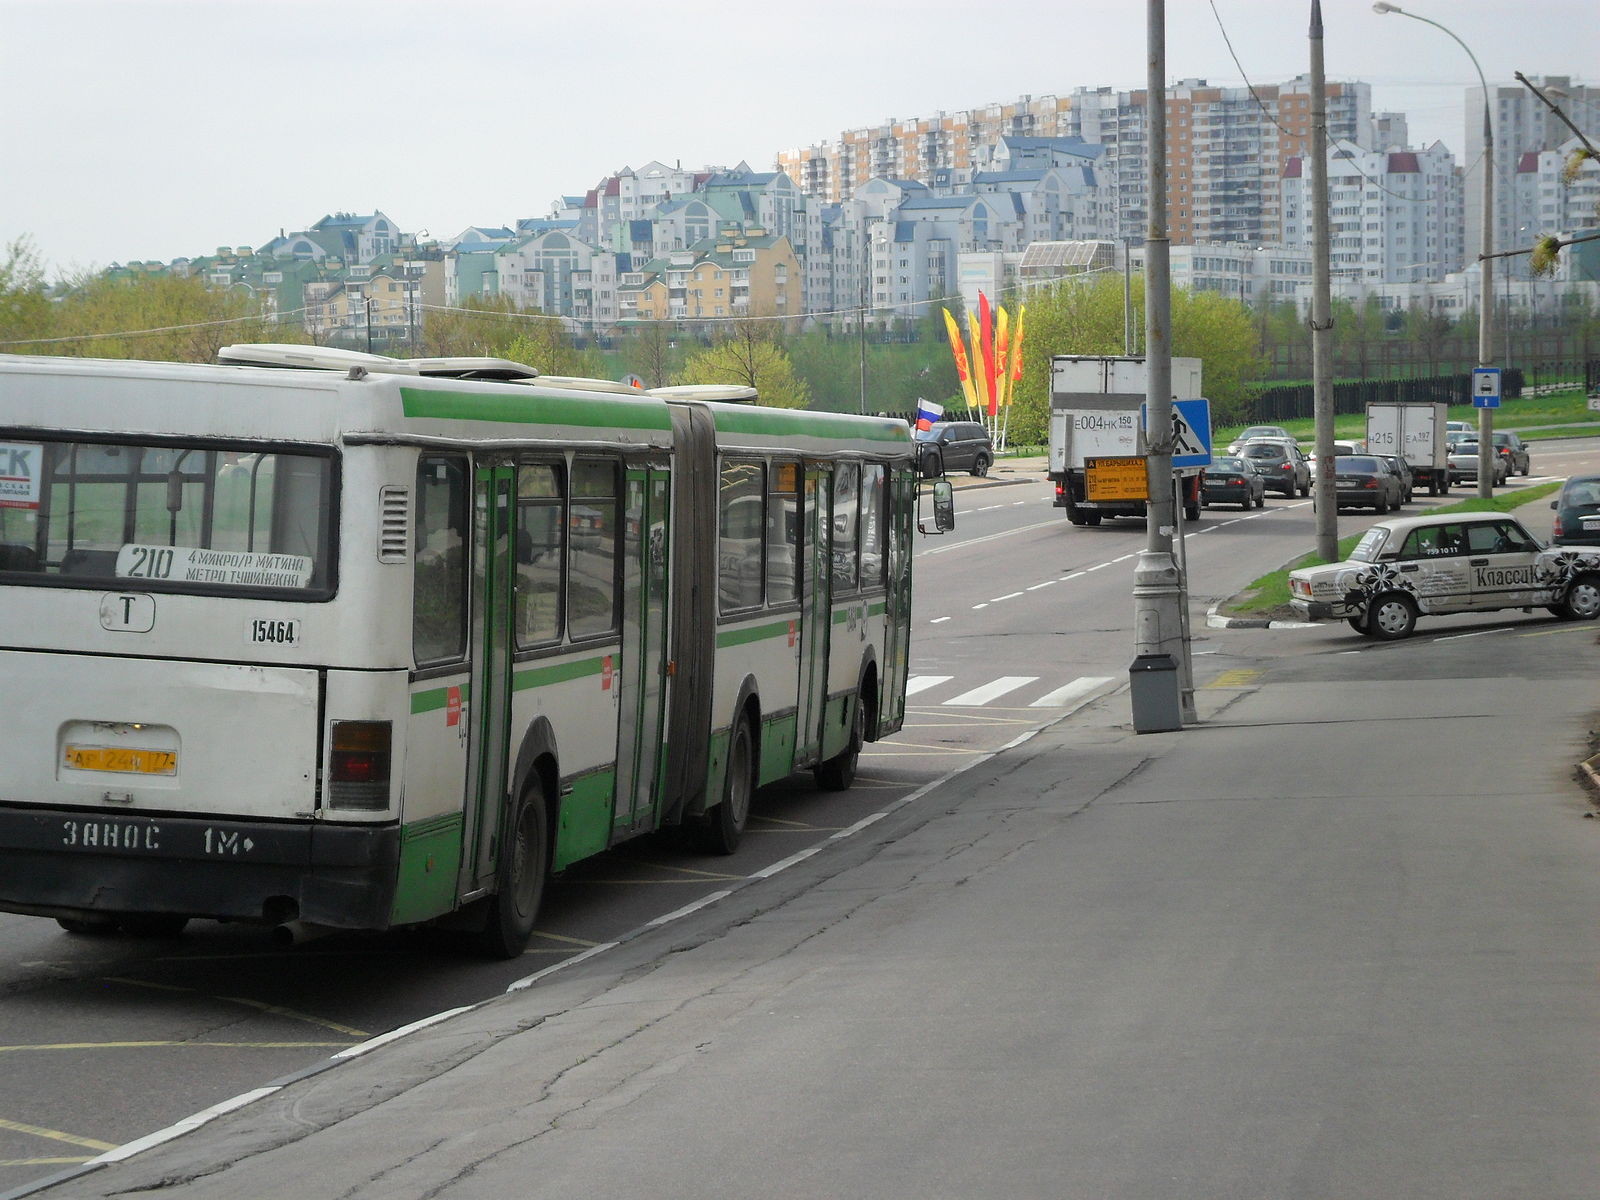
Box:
[1244,366,1600,422]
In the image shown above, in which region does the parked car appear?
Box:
[1372,453,1414,503]
[1491,431,1531,476]
[1226,424,1293,454]
[913,420,994,476]
[1239,439,1310,496]
[1447,440,1509,486]
[1315,454,1405,512]
[1446,420,1474,434]
[1201,456,1266,510]
[1289,512,1600,639]
[1551,474,1600,547]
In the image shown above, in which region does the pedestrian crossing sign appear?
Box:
[1140,398,1213,468]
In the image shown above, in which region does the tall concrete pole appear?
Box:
[1475,82,1496,497]
[1309,0,1339,562]
[1131,0,1193,729]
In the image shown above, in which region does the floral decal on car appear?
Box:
[1533,548,1600,589]
[1334,561,1417,614]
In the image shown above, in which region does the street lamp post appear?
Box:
[1374,2,1495,498]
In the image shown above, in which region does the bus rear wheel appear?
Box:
[473,777,549,959]
[701,716,754,855]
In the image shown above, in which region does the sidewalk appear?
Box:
[25,645,1600,1199]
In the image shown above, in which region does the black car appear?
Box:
[1373,453,1413,504]
[1552,474,1600,547]
[914,420,994,476]
[1492,431,1531,477]
[1321,454,1404,512]
[1201,456,1266,510]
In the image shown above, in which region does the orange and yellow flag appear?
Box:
[942,308,979,412]
[1007,304,1026,407]
[995,306,1011,410]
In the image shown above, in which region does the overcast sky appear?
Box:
[2,0,1594,276]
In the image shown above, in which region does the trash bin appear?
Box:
[1129,653,1182,733]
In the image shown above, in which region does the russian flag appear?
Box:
[915,398,944,431]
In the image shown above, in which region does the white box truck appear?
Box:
[1048,355,1205,526]
[1365,401,1449,496]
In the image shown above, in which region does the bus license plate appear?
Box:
[63,745,178,776]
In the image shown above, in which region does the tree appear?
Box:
[1004,273,1263,443]
[423,296,541,358]
[0,237,51,350]
[41,272,285,362]
[676,322,809,408]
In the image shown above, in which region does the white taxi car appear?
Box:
[1288,512,1600,639]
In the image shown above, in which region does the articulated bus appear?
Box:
[0,345,936,957]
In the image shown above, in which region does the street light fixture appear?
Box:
[1374,1,1496,497]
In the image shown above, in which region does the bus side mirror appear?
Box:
[919,478,955,535]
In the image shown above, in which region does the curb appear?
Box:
[1205,602,1319,630]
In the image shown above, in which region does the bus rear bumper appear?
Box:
[0,805,400,930]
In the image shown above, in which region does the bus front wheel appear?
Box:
[473,777,550,959]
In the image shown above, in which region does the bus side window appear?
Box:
[832,461,860,594]
[413,456,469,665]
[569,458,620,638]
[765,460,798,606]
[859,463,885,591]
[516,461,564,646]
[719,458,765,612]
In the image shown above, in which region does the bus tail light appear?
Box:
[329,721,392,811]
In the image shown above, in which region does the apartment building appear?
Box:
[1280,141,1464,283]
[778,95,1074,205]
[1462,76,1600,277]
[1067,77,1373,245]
[616,229,801,329]
[1512,137,1600,258]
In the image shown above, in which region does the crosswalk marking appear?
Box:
[1029,676,1116,708]
[942,676,1038,706]
[904,675,953,696]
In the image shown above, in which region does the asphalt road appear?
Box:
[3,436,1598,1196]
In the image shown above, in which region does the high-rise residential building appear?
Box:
[1066,77,1372,245]
[1281,141,1464,283]
[1463,76,1599,278]
[1512,138,1600,261]
[779,80,1373,249]
[778,95,1074,205]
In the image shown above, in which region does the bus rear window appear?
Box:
[0,438,334,594]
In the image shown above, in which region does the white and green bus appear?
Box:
[0,345,934,956]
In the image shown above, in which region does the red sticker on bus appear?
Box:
[446,686,461,727]
[788,620,797,647]
[602,656,613,690]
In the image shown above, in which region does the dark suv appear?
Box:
[914,421,994,476]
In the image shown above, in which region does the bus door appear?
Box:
[462,457,517,897]
[880,466,914,730]
[795,462,832,764]
[613,463,672,836]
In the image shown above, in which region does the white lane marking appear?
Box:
[1030,676,1117,708]
[905,675,953,696]
[929,616,951,624]
[992,591,1025,602]
[1025,580,1055,591]
[943,676,1039,706]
